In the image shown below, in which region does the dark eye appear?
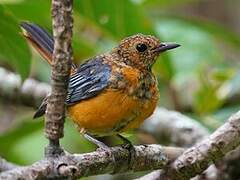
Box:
[136,43,148,52]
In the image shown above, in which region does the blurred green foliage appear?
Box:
[0,0,240,170]
[0,5,31,79]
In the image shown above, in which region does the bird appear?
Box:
[20,22,180,148]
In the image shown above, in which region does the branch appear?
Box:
[142,108,209,147]
[0,67,50,107]
[162,110,240,179]
[217,146,240,179]
[44,0,73,155]
[0,157,19,172]
[136,170,162,180]
[140,109,219,180]
[0,145,184,179]
[137,165,218,180]
[140,109,240,180]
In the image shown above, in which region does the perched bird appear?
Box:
[20,22,180,147]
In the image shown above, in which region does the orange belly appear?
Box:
[67,89,158,136]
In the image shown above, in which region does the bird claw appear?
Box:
[117,134,136,168]
[82,133,116,168]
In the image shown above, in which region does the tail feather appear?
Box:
[20,22,77,72]
[20,22,54,65]
[20,22,77,118]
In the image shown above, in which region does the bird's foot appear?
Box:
[117,134,136,168]
[79,128,110,149]
[82,133,116,168]
[83,133,109,149]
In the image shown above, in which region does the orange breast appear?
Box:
[67,89,158,136]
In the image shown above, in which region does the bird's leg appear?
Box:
[83,133,109,149]
[81,132,117,172]
[78,127,109,149]
[117,134,136,167]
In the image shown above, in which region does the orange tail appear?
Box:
[20,22,76,72]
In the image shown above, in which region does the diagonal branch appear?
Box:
[162,110,240,179]
[139,108,219,180]
[0,145,184,179]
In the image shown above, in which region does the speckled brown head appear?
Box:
[113,34,180,70]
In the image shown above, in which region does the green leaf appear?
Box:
[72,34,96,62]
[194,84,223,115]
[61,119,95,153]
[74,0,154,38]
[153,54,175,82]
[5,0,51,27]
[0,0,23,4]
[0,117,95,165]
[155,18,223,79]
[153,18,235,111]
[6,0,96,62]
[185,18,240,49]
[142,0,201,7]
[0,118,44,164]
[155,15,240,50]
[0,5,31,79]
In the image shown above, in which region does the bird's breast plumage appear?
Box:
[67,55,159,136]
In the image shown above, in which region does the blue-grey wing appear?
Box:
[66,58,111,105]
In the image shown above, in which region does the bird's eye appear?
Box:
[136,43,148,52]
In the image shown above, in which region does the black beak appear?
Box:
[154,42,180,53]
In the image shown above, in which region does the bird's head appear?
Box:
[113,34,180,70]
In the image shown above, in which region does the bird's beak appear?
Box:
[154,42,180,53]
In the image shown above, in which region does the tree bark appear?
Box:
[0,145,183,179]
[162,110,240,180]
[44,0,73,156]
[0,157,19,173]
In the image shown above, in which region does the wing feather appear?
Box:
[33,57,111,118]
[66,58,111,105]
